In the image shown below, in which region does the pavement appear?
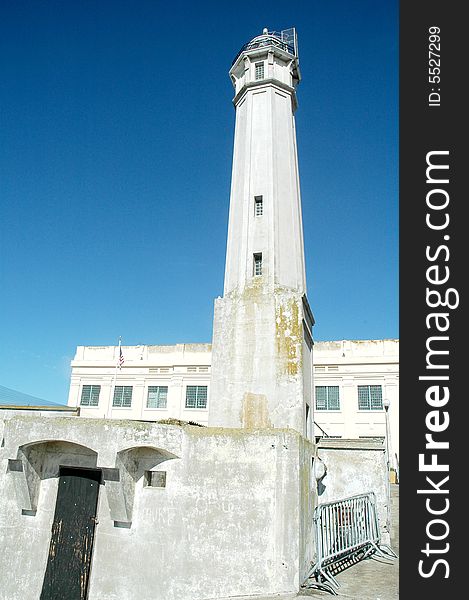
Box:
[227,484,399,600]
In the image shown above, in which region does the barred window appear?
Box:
[80,385,101,407]
[112,385,133,407]
[358,385,383,410]
[253,253,262,276]
[255,196,263,216]
[255,62,264,80]
[185,385,208,409]
[315,386,340,410]
[147,386,168,409]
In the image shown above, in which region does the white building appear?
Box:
[67,338,399,465]
[313,339,399,470]
[68,343,212,424]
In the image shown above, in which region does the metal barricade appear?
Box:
[303,492,397,594]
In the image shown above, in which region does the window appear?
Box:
[358,385,383,410]
[80,385,101,407]
[255,62,264,80]
[253,253,263,276]
[254,196,263,216]
[185,385,208,409]
[112,385,133,407]
[315,386,340,410]
[147,386,168,409]
[144,470,166,488]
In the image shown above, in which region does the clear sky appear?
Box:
[0,0,398,405]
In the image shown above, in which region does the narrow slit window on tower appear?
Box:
[255,62,264,80]
[253,253,263,276]
[254,195,263,216]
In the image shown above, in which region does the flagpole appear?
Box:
[107,336,121,419]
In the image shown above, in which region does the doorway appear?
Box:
[40,466,101,600]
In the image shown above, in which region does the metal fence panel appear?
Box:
[304,491,397,594]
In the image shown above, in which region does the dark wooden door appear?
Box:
[40,467,101,600]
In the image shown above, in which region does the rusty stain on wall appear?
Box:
[241,393,272,429]
[275,297,302,376]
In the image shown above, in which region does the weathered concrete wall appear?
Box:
[315,438,391,545]
[0,414,316,600]
[210,285,312,438]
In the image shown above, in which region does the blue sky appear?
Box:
[0,0,398,404]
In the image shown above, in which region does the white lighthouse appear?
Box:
[209,28,314,436]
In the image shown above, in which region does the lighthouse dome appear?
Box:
[232,28,296,65]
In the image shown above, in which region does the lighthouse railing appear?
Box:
[231,32,296,65]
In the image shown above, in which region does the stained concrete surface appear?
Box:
[0,416,315,600]
[225,484,399,600]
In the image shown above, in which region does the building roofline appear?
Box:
[0,405,79,413]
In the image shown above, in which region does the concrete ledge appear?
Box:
[317,438,384,451]
[7,459,34,512]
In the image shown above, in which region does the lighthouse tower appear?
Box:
[209,29,314,437]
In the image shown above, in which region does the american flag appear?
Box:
[118,346,124,369]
